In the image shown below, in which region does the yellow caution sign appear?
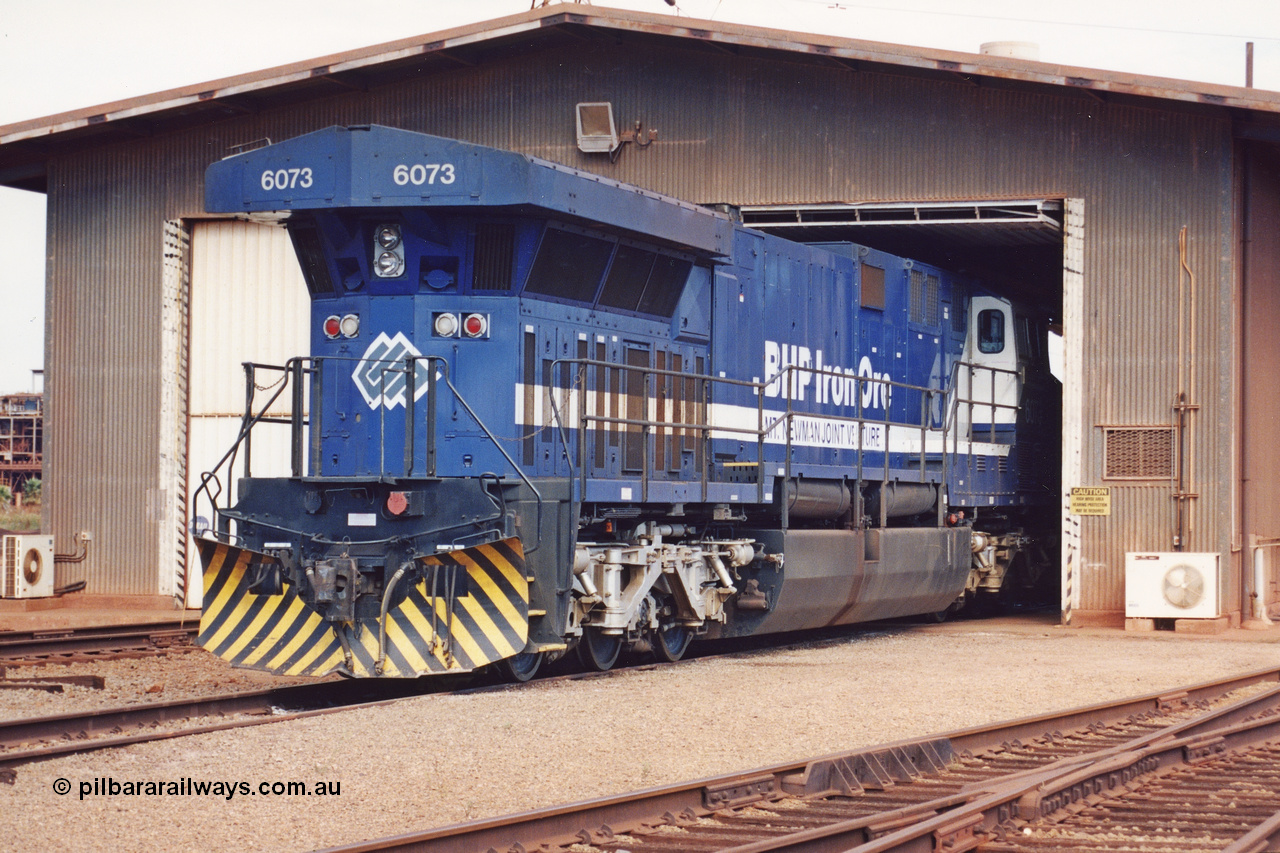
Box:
[1069,487,1111,516]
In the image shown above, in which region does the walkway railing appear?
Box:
[192,353,1023,542]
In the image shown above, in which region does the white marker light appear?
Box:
[434,313,459,337]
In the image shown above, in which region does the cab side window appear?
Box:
[978,309,1005,354]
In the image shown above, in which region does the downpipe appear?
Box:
[1251,542,1274,626]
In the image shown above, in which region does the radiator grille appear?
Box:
[909,270,940,327]
[952,297,967,333]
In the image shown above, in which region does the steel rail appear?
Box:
[0,676,477,773]
[0,682,335,751]
[0,620,198,663]
[0,623,898,768]
[313,665,1280,853]
[841,707,1280,853]
[1223,808,1280,853]
[0,641,752,771]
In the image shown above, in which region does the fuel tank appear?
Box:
[710,526,969,637]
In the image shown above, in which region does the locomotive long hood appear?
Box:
[204,124,732,260]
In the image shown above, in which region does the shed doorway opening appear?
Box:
[183,219,310,609]
[743,198,1068,615]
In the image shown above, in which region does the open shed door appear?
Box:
[185,220,309,608]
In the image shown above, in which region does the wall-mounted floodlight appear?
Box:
[575,102,659,160]
[576,102,619,154]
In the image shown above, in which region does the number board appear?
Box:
[361,150,475,201]
[241,158,336,205]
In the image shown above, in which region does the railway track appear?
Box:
[316,667,1280,853]
[0,648,722,771]
[0,620,198,665]
[0,611,893,672]
[6,624,1279,851]
[0,676,458,772]
[0,622,910,769]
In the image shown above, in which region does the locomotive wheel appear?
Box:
[577,628,621,671]
[654,623,692,663]
[495,651,543,683]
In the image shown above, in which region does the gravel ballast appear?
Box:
[5,618,1280,852]
[0,651,321,722]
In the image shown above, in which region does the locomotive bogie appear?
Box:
[569,530,755,640]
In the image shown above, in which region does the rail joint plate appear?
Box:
[704,774,779,809]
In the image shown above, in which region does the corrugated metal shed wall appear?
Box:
[46,148,171,596]
[43,37,1235,611]
[188,221,309,419]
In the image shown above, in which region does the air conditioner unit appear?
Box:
[1125,552,1219,619]
[2,535,54,599]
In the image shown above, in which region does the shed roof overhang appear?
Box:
[4,5,1280,193]
[742,199,1065,310]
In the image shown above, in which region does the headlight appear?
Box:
[375,224,401,249]
[375,251,404,277]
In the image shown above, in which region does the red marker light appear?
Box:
[463,313,488,338]
[323,315,342,339]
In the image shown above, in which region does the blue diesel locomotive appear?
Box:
[194,125,1058,680]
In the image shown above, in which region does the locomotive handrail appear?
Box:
[763,364,948,528]
[319,352,546,554]
[943,358,1023,453]
[191,359,307,545]
[941,358,1024,507]
[197,354,541,553]
[944,359,1023,431]
[199,352,1023,550]
[548,357,759,509]
[546,357,958,529]
[408,355,544,555]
